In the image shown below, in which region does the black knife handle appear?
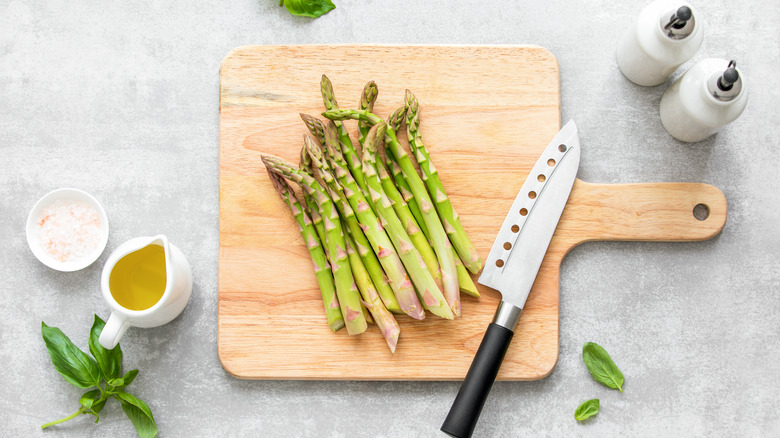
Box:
[441,322,514,438]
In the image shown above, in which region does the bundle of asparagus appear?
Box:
[262,75,483,353]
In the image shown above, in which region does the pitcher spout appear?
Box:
[147,234,169,252]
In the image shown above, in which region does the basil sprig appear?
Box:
[40,315,157,438]
[279,0,335,18]
[574,398,600,421]
[582,342,625,392]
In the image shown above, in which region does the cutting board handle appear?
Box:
[559,181,728,247]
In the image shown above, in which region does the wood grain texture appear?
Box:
[218,45,727,381]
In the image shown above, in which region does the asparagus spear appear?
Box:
[362,302,374,324]
[361,123,453,320]
[385,107,429,234]
[303,137,424,320]
[387,157,429,236]
[309,178,373,326]
[344,226,400,352]
[328,183,401,316]
[387,105,406,133]
[378,106,479,297]
[383,134,480,298]
[363,109,443,291]
[405,90,483,274]
[263,154,368,335]
[267,171,344,332]
[299,121,379,324]
[323,109,461,317]
[304,137,402,315]
[358,81,379,144]
[300,113,326,147]
[320,75,368,195]
[299,146,328,245]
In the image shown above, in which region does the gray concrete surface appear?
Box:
[2,0,778,436]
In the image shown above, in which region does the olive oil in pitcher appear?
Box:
[108,244,167,311]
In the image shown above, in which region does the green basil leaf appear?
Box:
[582,342,625,392]
[79,389,101,410]
[89,314,123,380]
[109,369,139,389]
[92,397,107,414]
[282,0,335,18]
[80,389,107,423]
[115,391,158,438]
[574,398,599,421]
[41,322,102,389]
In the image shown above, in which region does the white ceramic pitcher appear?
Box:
[98,235,193,349]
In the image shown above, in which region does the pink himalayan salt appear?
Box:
[37,200,102,262]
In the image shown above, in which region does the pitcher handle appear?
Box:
[99,312,130,349]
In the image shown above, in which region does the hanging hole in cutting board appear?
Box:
[693,203,710,221]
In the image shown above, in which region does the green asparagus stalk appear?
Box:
[303,193,327,253]
[300,113,326,147]
[358,81,379,144]
[387,105,406,133]
[362,302,374,324]
[320,75,368,195]
[303,137,424,320]
[363,109,443,291]
[299,146,328,246]
[344,226,400,352]
[361,123,453,320]
[405,90,483,274]
[323,109,461,317]
[304,137,402,315]
[299,124,379,322]
[454,253,479,297]
[387,157,429,236]
[267,171,344,332]
[310,179,373,325]
[385,107,428,234]
[326,181,402,317]
[262,154,367,335]
[381,106,479,297]
[384,139,480,298]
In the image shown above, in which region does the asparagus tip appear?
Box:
[364,122,387,154]
[405,89,418,111]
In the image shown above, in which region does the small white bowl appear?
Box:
[26,188,109,272]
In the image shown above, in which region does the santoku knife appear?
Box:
[441,120,581,438]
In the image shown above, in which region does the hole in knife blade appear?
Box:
[496,259,504,267]
[503,242,512,250]
[520,208,528,216]
[511,224,520,232]
[537,174,546,182]
[548,158,556,166]
[528,191,537,199]
[558,144,567,152]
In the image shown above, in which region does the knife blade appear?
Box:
[441,120,581,438]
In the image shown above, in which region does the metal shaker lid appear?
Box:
[660,5,695,40]
[708,60,743,101]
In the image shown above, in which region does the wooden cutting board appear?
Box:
[218,45,727,380]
